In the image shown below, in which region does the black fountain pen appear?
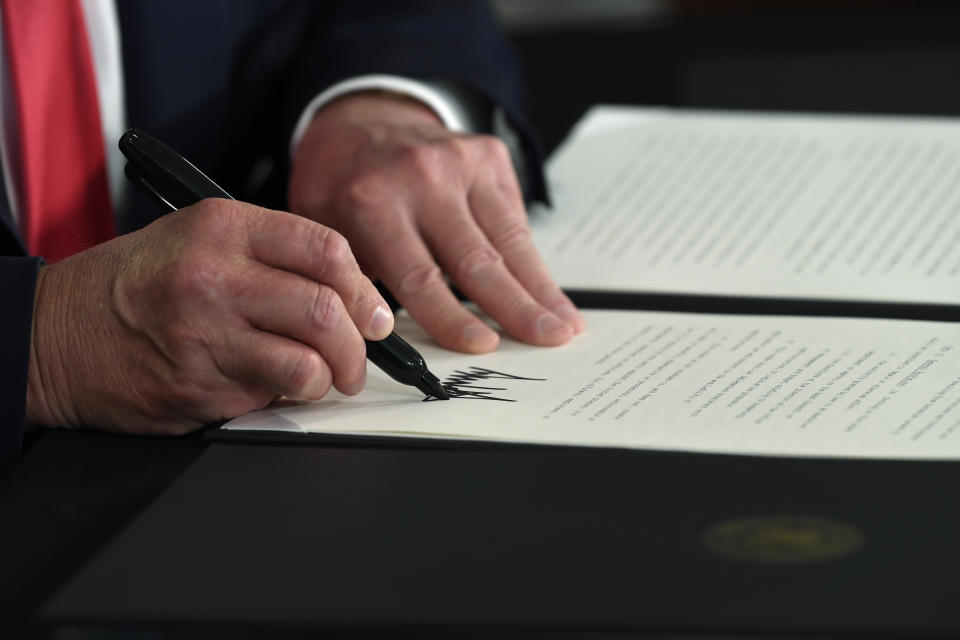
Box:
[118,129,449,400]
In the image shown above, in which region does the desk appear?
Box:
[35,443,960,637]
[0,430,206,637]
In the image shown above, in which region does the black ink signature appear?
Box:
[424,366,546,402]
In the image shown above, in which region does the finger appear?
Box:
[220,326,334,401]
[422,197,573,347]
[469,160,585,334]
[243,207,393,340]
[235,264,368,396]
[371,215,500,353]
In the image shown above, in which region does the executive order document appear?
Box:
[530,107,960,305]
[224,310,960,460]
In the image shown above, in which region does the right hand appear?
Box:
[25,198,393,436]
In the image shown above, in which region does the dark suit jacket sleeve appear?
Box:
[0,257,40,472]
[282,0,548,202]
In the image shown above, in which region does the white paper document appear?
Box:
[530,106,960,304]
[224,310,960,460]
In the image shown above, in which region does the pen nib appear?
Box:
[418,371,450,400]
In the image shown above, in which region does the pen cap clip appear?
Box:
[118,129,233,210]
[123,162,177,213]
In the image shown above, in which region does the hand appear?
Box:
[288,91,585,354]
[26,199,393,435]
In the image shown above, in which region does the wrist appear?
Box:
[26,265,79,428]
[310,89,445,134]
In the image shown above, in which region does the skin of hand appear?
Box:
[288,91,585,354]
[25,198,393,435]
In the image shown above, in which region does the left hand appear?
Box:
[288,91,584,354]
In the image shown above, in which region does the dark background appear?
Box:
[498,0,960,154]
[6,1,960,637]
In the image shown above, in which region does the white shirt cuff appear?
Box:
[289,74,474,157]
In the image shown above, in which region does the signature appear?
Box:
[424,366,545,402]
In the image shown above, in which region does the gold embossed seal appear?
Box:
[702,514,864,565]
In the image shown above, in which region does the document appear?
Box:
[530,106,960,305]
[223,310,960,460]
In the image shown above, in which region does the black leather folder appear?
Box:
[39,442,959,638]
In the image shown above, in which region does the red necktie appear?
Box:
[1,0,115,261]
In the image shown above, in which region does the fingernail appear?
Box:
[553,303,585,332]
[369,304,394,338]
[537,313,572,338]
[463,322,497,347]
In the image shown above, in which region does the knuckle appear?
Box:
[309,284,342,332]
[453,244,503,280]
[167,257,223,299]
[305,225,351,279]
[534,281,562,303]
[320,227,351,269]
[479,135,510,162]
[476,136,521,193]
[504,292,532,317]
[395,262,445,295]
[341,174,392,212]
[443,136,472,162]
[160,321,215,364]
[190,197,242,232]
[492,220,533,252]
[403,144,445,186]
[285,349,327,397]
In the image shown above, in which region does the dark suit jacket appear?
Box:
[0,0,544,471]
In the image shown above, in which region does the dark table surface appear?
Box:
[35,443,960,638]
[1,429,207,638]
